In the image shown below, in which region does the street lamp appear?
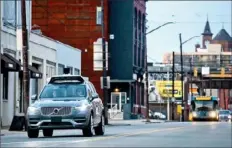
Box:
[179,34,200,122]
[145,22,175,122]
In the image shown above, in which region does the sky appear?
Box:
[146,1,232,63]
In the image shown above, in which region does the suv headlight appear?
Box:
[27,107,40,115]
[75,104,88,111]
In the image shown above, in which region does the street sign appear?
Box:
[100,76,110,89]
[221,67,225,75]
[202,67,210,75]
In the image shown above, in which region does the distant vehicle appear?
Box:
[218,110,231,122]
[189,96,219,121]
[26,75,105,138]
[153,112,166,120]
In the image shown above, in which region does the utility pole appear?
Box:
[167,66,170,121]
[172,51,175,121]
[189,57,193,99]
[146,54,150,122]
[0,0,2,128]
[101,0,108,125]
[179,33,184,122]
[21,0,30,129]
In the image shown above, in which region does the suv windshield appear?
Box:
[219,110,230,115]
[39,83,87,99]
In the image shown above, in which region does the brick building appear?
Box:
[32,0,109,98]
[32,0,148,117]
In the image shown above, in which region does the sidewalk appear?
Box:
[1,127,26,136]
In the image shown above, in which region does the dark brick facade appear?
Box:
[32,0,109,99]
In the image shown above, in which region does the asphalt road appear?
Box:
[1,122,231,147]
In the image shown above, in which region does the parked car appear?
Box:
[218,110,231,122]
[153,112,166,120]
[26,75,105,138]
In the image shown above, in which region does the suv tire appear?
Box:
[82,114,94,137]
[27,128,39,138]
[43,129,53,137]
[94,114,105,135]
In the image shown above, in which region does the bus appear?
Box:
[189,96,219,121]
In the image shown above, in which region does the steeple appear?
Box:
[202,17,213,36]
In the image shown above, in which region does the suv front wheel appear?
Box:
[94,114,105,135]
[82,114,94,137]
[27,128,39,138]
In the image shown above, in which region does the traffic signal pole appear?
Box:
[101,0,109,125]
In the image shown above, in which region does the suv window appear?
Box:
[40,83,87,99]
[89,82,97,93]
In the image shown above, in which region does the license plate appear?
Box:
[51,117,62,123]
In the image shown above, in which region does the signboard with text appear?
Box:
[154,81,182,98]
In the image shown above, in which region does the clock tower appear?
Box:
[202,18,213,49]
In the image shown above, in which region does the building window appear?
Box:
[46,65,55,78]
[3,0,16,27]
[3,72,9,100]
[96,7,102,25]
[74,68,80,75]
[138,11,141,30]
[67,67,73,74]
[141,84,144,106]
[58,64,65,75]
[134,43,137,65]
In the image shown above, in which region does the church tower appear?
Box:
[202,17,213,49]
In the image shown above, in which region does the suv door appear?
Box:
[88,82,102,123]
[87,83,99,124]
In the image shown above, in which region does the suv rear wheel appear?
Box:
[94,114,105,135]
[27,128,39,138]
[43,129,53,137]
[82,114,94,137]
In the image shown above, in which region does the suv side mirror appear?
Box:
[92,93,99,99]
[31,94,37,101]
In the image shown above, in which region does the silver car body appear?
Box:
[26,75,104,137]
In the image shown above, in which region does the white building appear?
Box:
[0,1,81,127]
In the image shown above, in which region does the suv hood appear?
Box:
[31,98,88,108]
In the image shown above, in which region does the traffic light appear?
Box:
[194,67,198,77]
[221,67,225,75]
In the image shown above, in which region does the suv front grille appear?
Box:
[41,107,72,116]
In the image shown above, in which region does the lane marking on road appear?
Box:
[1,123,218,146]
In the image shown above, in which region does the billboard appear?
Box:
[154,81,182,98]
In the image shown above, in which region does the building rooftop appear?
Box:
[213,28,232,42]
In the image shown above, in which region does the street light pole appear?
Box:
[179,34,200,122]
[101,0,108,125]
[145,22,175,122]
[21,0,30,129]
[0,0,2,128]
[172,51,175,121]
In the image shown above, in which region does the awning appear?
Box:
[28,65,43,79]
[3,53,23,71]
[1,53,17,72]
[3,53,42,79]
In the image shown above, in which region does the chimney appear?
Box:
[195,43,200,52]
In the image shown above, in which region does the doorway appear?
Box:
[110,92,127,119]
